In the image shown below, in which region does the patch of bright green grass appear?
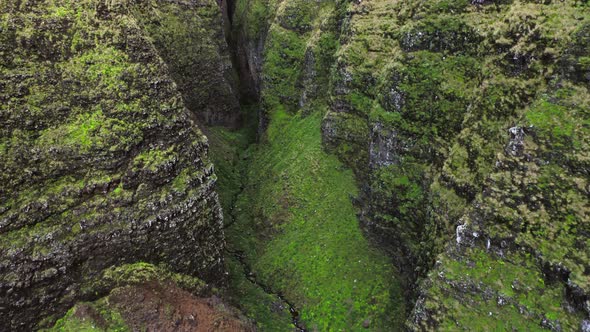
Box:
[226,108,405,330]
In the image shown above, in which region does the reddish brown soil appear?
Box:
[78,281,255,332]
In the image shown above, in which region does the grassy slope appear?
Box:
[214,108,405,330]
[205,112,296,330]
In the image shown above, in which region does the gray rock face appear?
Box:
[506,126,526,157]
[369,122,403,169]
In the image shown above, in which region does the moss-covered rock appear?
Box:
[320,0,590,329]
[130,0,241,127]
[45,263,255,332]
[0,0,236,329]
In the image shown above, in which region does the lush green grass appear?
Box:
[221,108,405,330]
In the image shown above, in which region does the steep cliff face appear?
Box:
[321,0,589,329]
[0,0,235,329]
[130,0,241,127]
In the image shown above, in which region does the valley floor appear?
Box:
[207,106,406,330]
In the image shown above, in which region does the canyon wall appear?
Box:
[2,0,588,330]
[0,0,237,329]
[327,1,590,330]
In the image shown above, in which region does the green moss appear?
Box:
[132,146,175,172]
[171,168,190,192]
[279,0,315,32]
[1,1,226,328]
[82,262,207,298]
[47,302,129,332]
[262,25,307,112]
[233,0,274,39]
[61,47,132,93]
[66,109,103,147]
[400,16,481,54]
[38,107,143,153]
[432,248,585,331]
[526,97,578,148]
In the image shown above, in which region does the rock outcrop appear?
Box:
[47,263,256,331]
[0,0,236,329]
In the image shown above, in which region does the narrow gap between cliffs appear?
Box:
[208,1,308,330]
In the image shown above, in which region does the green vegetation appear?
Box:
[215,110,405,330]
[224,256,294,330]
[4,0,590,330]
[47,263,210,332]
[232,0,274,39]
[49,301,129,332]
[262,25,307,112]
[1,0,228,329]
[316,0,590,329]
[86,262,208,295]
[216,0,408,329]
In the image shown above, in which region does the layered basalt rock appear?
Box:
[130,0,241,127]
[0,0,236,329]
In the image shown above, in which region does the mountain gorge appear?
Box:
[1,0,589,331]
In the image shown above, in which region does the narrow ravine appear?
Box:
[216,132,306,330]
[204,118,304,330]
[208,2,406,329]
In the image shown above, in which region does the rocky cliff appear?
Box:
[230,0,589,330]
[2,0,589,330]
[0,0,237,329]
[324,0,590,330]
